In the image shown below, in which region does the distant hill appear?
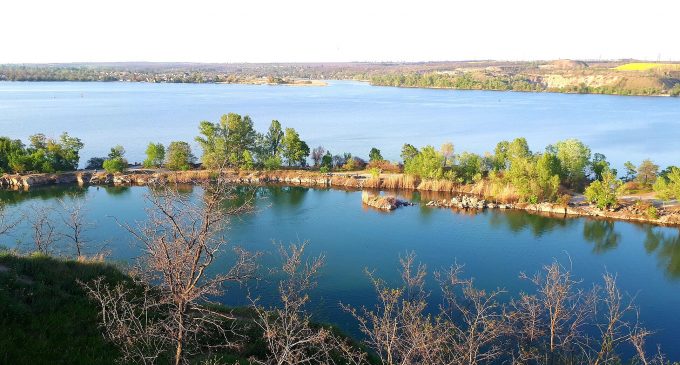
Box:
[1,60,679,96]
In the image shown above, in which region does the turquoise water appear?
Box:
[1,185,679,356]
[1,81,679,169]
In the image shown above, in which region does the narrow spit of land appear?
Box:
[2,168,679,226]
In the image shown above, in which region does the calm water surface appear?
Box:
[0,185,679,356]
[1,81,679,169]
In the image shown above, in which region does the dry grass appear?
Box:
[361,191,397,210]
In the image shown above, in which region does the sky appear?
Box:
[1,0,679,63]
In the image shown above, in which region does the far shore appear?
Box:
[2,168,679,227]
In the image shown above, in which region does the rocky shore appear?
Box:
[1,169,679,226]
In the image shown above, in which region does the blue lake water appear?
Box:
[1,81,680,357]
[0,185,679,357]
[0,81,679,169]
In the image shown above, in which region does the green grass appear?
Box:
[0,252,372,365]
[0,252,127,365]
[614,62,680,71]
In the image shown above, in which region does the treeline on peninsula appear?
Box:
[1,114,679,209]
[370,72,680,96]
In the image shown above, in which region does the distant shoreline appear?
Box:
[3,60,679,97]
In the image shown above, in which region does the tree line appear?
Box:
[370,72,679,96]
[2,119,679,210]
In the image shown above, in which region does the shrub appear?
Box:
[368,167,380,178]
[646,206,660,219]
[102,157,127,173]
[263,155,282,170]
[366,160,401,173]
[319,166,329,173]
[165,141,195,171]
[584,169,622,209]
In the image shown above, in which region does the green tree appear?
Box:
[404,146,445,179]
[262,156,282,170]
[241,150,254,170]
[143,142,165,168]
[653,167,680,203]
[554,139,591,189]
[400,144,419,163]
[590,153,612,181]
[636,159,659,187]
[492,140,510,171]
[264,120,284,157]
[320,152,333,170]
[508,137,531,162]
[195,113,257,168]
[623,161,637,182]
[455,152,484,183]
[368,147,383,162]
[103,145,127,173]
[584,169,622,209]
[280,128,309,167]
[0,137,26,173]
[108,145,125,159]
[507,152,561,203]
[102,158,127,173]
[85,157,105,170]
[165,141,195,171]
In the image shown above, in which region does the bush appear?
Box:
[366,160,401,173]
[102,157,127,173]
[263,155,282,170]
[368,167,380,178]
[584,170,621,209]
[165,141,195,171]
[646,206,660,219]
[319,166,329,173]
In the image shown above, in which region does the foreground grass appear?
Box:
[0,251,369,365]
[0,252,125,364]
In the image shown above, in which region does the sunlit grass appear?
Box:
[614,62,680,71]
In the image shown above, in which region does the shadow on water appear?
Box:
[259,185,309,208]
[583,220,621,254]
[0,185,88,205]
[642,226,680,279]
[488,209,575,237]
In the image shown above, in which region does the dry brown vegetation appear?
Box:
[343,253,667,365]
[83,179,259,365]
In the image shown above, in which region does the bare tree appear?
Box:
[590,273,638,365]
[58,197,98,257]
[28,206,59,254]
[81,277,167,365]
[0,202,20,245]
[343,252,443,365]
[85,179,259,365]
[252,241,366,365]
[311,146,326,167]
[509,261,597,364]
[436,263,507,365]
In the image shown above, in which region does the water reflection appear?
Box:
[262,185,309,208]
[643,227,680,279]
[488,210,574,237]
[583,220,621,254]
[0,185,88,205]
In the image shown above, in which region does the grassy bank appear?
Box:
[0,251,370,365]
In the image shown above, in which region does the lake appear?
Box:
[1,81,679,170]
[0,185,679,357]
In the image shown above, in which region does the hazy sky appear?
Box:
[2,0,678,63]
